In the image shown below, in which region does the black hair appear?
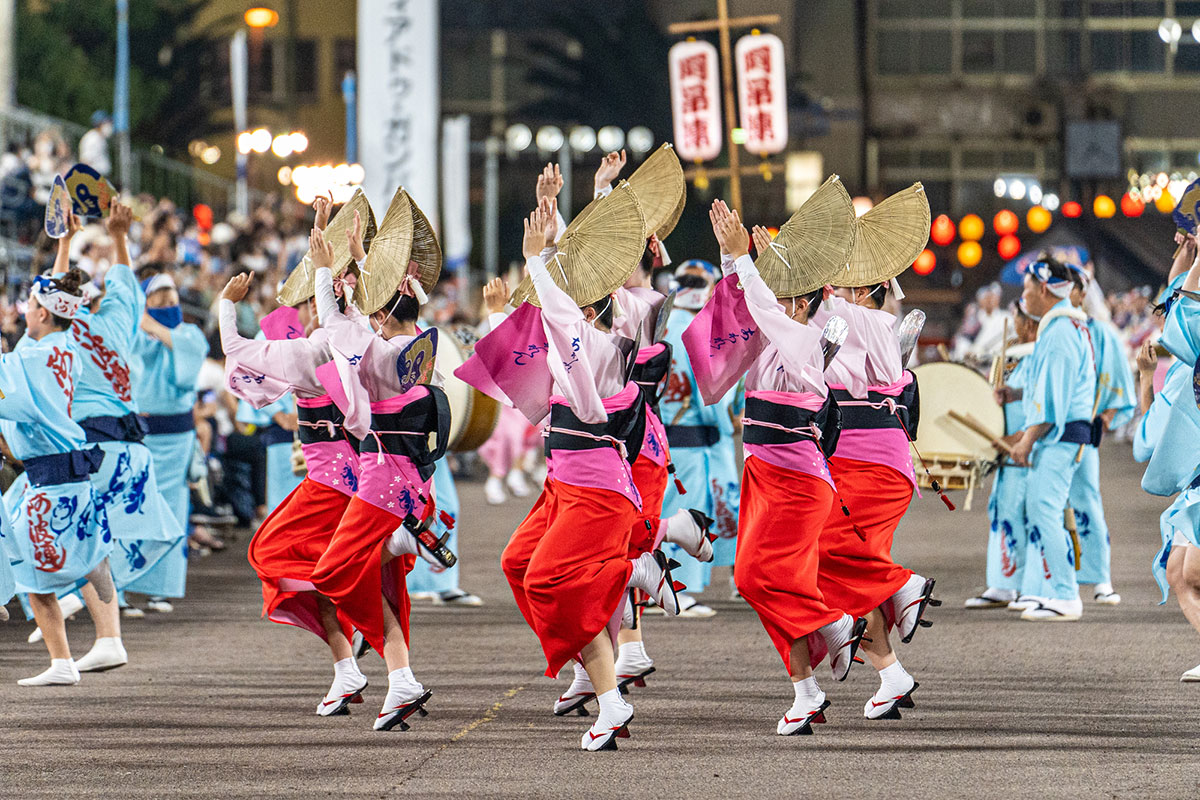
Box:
[45,268,86,330]
[1066,267,1086,291]
[1034,255,1073,284]
[584,295,615,329]
[860,282,889,310]
[674,273,710,290]
[377,291,420,325]
[800,287,823,322]
[637,240,656,276]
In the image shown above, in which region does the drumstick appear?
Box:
[1075,393,1102,464]
[991,319,1009,390]
[1064,507,1083,572]
[946,410,1014,455]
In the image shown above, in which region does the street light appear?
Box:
[271,133,293,158]
[597,126,624,152]
[568,126,597,153]
[535,125,565,153]
[250,127,272,153]
[244,7,279,28]
[505,123,533,153]
[1159,17,1182,52]
[627,126,654,155]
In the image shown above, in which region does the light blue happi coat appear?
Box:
[986,356,1030,593]
[0,493,16,607]
[129,322,208,597]
[1021,301,1096,602]
[237,389,303,513]
[71,263,185,592]
[658,306,743,593]
[408,457,462,595]
[0,330,111,597]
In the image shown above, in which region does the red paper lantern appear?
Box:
[913,248,936,275]
[1062,201,1082,218]
[930,214,956,247]
[1120,193,1145,217]
[997,234,1021,260]
[993,209,1019,236]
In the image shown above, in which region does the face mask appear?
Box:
[148,305,183,329]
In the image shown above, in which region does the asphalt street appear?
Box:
[2,441,1198,799]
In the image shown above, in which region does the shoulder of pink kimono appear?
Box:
[681,273,763,406]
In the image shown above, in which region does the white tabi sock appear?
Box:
[616,641,653,674]
[594,687,632,726]
[792,676,822,704]
[334,656,365,681]
[878,661,914,697]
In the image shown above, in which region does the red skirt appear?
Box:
[625,454,667,559]
[734,456,842,672]
[501,479,636,677]
[310,496,417,656]
[817,457,914,621]
[247,478,352,642]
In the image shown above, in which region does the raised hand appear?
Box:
[539,197,559,248]
[309,227,335,270]
[523,205,552,260]
[105,199,132,237]
[483,276,511,313]
[1136,340,1158,374]
[346,210,366,262]
[221,272,253,303]
[751,225,772,256]
[313,193,333,230]
[536,163,564,203]
[709,199,734,254]
[594,149,626,192]
[718,210,751,260]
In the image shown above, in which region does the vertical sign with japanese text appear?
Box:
[734,33,787,156]
[669,40,722,162]
[358,0,440,227]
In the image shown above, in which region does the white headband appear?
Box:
[142,272,177,296]
[31,275,85,319]
[1029,261,1073,299]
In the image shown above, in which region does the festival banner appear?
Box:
[441,115,472,275]
[669,40,722,162]
[734,33,787,155]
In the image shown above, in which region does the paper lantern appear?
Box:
[1027,205,1052,233]
[993,209,1019,236]
[1062,201,1082,218]
[1093,195,1116,219]
[913,248,936,275]
[930,214,956,247]
[958,241,982,268]
[1156,190,1175,214]
[959,214,984,241]
[998,234,1021,260]
[1120,193,1145,217]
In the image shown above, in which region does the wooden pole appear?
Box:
[715,0,742,214]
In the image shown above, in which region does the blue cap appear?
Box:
[90,110,112,127]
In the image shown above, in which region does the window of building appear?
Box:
[294,39,318,99]
[877,30,951,74]
[250,40,275,100]
[963,31,1035,73]
[962,0,1037,16]
[917,31,953,73]
[1090,30,1165,72]
[1046,30,1082,74]
[877,0,952,18]
[1088,0,1165,16]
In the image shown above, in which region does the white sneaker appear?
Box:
[663,509,715,563]
[75,637,128,672]
[317,672,368,716]
[505,471,531,498]
[677,593,717,618]
[18,658,81,686]
[581,702,633,751]
[27,592,85,644]
[1021,597,1083,621]
[434,588,484,607]
[891,575,938,643]
[146,598,174,614]
[1093,583,1121,605]
[864,677,918,720]
[777,693,829,736]
[484,476,507,505]
[1181,664,1200,682]
[554,663,596,716]
[820,614,867,682]
[964,588,1017,609]
[628,550,684,616]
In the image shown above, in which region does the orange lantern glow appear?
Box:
[959,214,984,241]
[1120,193,1145,217]
[1093,195,1116,219]
[930,214,956,247]
[1156,191,1175,214]
[993,209,1019,236]
[998,234,1021,260]
[1062,201,1083,218]
[1026,205,1052,233]
[913,249,936,275]
[958,241,983,268]
[244,7,280,27]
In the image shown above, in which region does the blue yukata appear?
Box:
[70,263,185,594]
[0,330,111,601]
[0,488,17,607]
[408,458,461,595]
[1068,318,1136,587]
[131,321,209,597]
[986,356,1030,593]
[1141,289,1200,601]
[1021,300,1097,603]
[236,390,303,513]
[658,305,743,592]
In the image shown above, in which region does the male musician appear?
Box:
[1009,258,1097,621]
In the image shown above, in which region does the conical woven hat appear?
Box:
[754,175,857,296]
[278,189,376,307]
[354,188,443,315]
[626,143,686,240]
[837,182,930,287]
[511,182,646,308]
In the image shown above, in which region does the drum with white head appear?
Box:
[437,326,501,452]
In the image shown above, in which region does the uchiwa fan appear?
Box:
[354,187,442,315]
[277,189,376,307]
[754,175,857,296]
[836,182,930,288]
[626,143,686,240]
[511,181,646,308]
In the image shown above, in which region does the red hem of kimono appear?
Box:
[626,454,667,558]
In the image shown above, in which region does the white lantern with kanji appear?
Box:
[669,40,722,162]
[734,32,787,155]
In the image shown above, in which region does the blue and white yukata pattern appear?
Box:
[70,263,185,594]
[1068,318,1136,587]
[1141,288,1200,601]
[986,357,1030,593]
[1021,300,1097,602]
[130,322,208,597]
[407,458,461,595]
[0,494,17,607]
[236,391,303,513]
[0,331,111,604]
[658,306,743,592]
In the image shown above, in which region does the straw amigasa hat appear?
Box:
[354,187,442,315]
[626,143,686,240]
[754,174,857,296]
[835,182,930,288]
[278,189,377,307]
[511,181,647,308]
